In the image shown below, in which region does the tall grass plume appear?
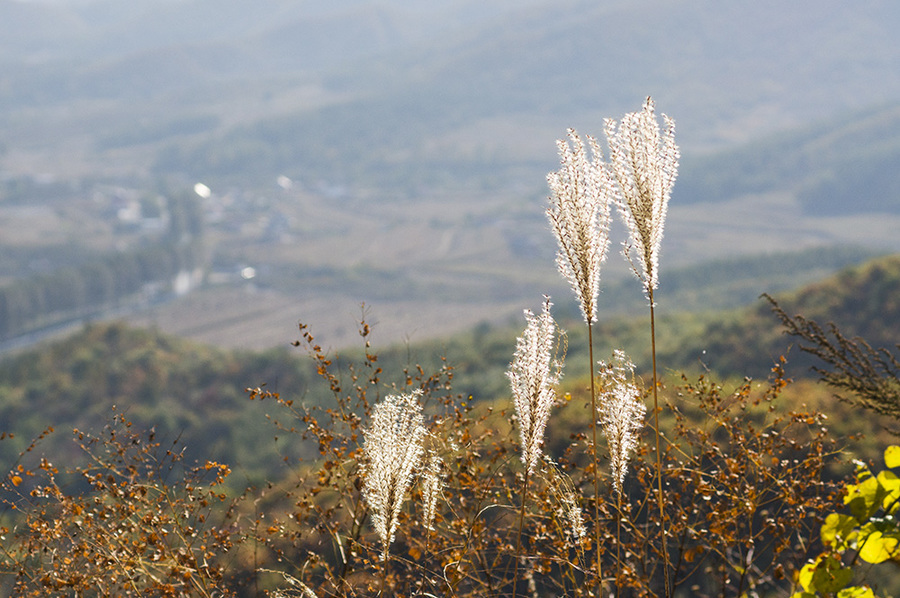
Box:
[361,390,426,564]
[509,297,563,478]
[508,296,562,598]
[547,127,613,596]
[546,129,613,324]
[604,96,679,298]
[605,96,679,598]
[598,350,645,500]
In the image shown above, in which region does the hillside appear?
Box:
[0,324,315,485]
[659,252,900,379]
[544,253,900,385]
[2,252,899,484]
[676,102,900,215]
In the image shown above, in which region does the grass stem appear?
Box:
[589,321,603,597]
[649,290,670,598]
[512,467,531,598]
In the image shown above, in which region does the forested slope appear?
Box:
[0,324,312,485]
[1,252,898,482]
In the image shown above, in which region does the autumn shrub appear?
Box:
[241,99,847,598]
[0,303,859,598]
[1,412,240,597]
[237,316,844,598]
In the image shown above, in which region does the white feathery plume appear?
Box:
[361,390,426,561]
[597,350,646,499]
[546,129,614,323]
[561,488,587,543]
[421,451,443,533]
[544,456,586,544]
[604,97,679,297]
[508,297,563,476]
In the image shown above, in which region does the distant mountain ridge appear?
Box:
[676,102,900,215]
[1,0,899,370]
[3,0,900,190]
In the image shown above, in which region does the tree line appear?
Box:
[0,190,204,340]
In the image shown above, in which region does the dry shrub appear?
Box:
[0,320,847,598]
[1,411,240,597]
[245,320,843,598]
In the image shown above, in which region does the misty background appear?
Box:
[2,0,900,351]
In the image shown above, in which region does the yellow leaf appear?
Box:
[838,587,876,598]
[878,470,900,510]
[885,445,900,469]
[858,530,899,564]
[797,559,817,591]
[821,513,858,548]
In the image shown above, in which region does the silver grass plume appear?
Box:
[561,488,587,543]
[604,97,679,296]
[361,390,426,561]
[508,297,563,476]
[421,451,443,532]
[545,457,587,544]
[546,129,614,323]
[598,350,646,499]
[264,570,318,598]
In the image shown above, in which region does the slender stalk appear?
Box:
[379,555,389,597]
[588,321,603,597]
[615,492,622,593]
[649,289,670,598]
[474,542,498,598]
[512,467,531,598]
[421,528,432,596]
[337,497,365,597]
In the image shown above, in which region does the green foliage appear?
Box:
[0,323,317,485]
[384,250,897,399]
[653,254,900,380]
[792,445,900,598]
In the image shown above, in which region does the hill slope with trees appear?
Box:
[1,252,898,482]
